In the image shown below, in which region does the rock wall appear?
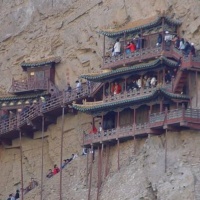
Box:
[1,0,200,199]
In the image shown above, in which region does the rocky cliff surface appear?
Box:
[0,0,200,199]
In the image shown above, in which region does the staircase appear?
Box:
[173,69,188,93]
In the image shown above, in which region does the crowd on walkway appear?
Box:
[109,31,196,58]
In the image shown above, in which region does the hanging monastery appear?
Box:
[1,14,200,199]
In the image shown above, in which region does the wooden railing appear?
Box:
[0,84,90,136]
[83,108,200,145]
[103,42,200,70]
[9,78,49,93]
[104,86,157,103]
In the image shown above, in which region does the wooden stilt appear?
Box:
[165,129,168,173]
[86,148,89,188]
[105,145,110,178]
[59,105,65,200]
[100,143,104,185]
[88,145,93,200]
[117,139,120,171]
[19,130,24,200]
[40,115,45,200]
[96,146,101,200]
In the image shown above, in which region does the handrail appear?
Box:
[83,107,200,145]
[0,84,90,135]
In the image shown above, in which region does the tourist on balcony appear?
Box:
[113,38,121,56]
[156,33,162,47]
[130,80,139,91]
[40,96,46,110]
[164,31,173,50]
[136,34,143,49]
[113,82,121,95]
[183,41,191,56]
[165,70,172,83]
[126,41,136,54]
[143,75,151,88]
[53,164,60,175]
[179,38,185,53]
[172,35,180,49]
[46,169,54,178]
[137,78,142,89]
[150,76,157,87]
[89,122,97,134]
[190,43,196,57]
[76,80,82,95]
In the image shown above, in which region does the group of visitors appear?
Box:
[46,154,77,178]
[6,190,19,200]
[126,75,157,92]
[111,34,144,56]
[156,31,196,56]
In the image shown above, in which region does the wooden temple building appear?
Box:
[73,15,200,148]
[1,14,200,200]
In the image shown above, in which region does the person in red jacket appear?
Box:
[53,164,60,175]
[89,123,97,134]
[126,41,136,53]
[113,82,121,95]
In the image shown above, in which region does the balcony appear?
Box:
[9,78,49,94]
[102,44,200,70]
[83,108,200,146]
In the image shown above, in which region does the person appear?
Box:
[173,35,180,49]
[137,78,142,89]
[40,96,46,110]
[30,178,38,189]
[89,122,97,134]
[66,83,72,93]
[68,154,78,162]
[113,82,121,95]
[113,38,121,56]
[10,193,15,200]
[190,43,196,56]
[179,38,185,53]
[7,194,12,200]
[76,80,82,95]
[53,164,60,175]
[183,41,191,56]
[126,41,136,53]
[15,190,20,200]
[125,42,131,54]
[98,122,103,133]
[136,34,143,49]
[130,80,139,91]
[46,169,54,178]
[164,31,173,50]
[61,159,70,168]
[165,70,172,83]
[82,148,87,155]
[156,33,162,46]
[150,76,157,87]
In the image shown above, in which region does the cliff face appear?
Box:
[0,0,200,199]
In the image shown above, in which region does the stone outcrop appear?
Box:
[1,0,200,199]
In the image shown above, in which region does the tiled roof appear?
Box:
[0,91,48,106]
[72,89,189,114]
[21,56,61,70]
[99,16,181,38]
[81,56,178,82]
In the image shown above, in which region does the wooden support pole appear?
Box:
[40,115,45,200]
[88,145,93,200]
[105,145,110,178]
[96,146,101,200]
[19,130,24,200]
[165,129,168,173]
[59,105,65,200]
[117,139,120,171]
[133,108,136,154]
[100,143,104,185]
[86,148,89,188]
